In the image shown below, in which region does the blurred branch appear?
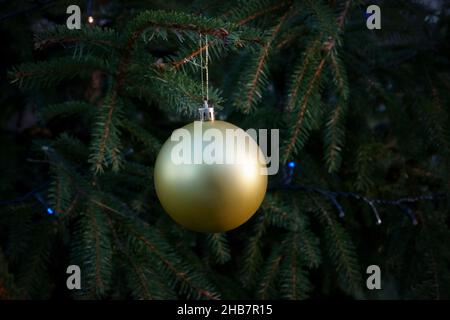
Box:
[0,0,56,23]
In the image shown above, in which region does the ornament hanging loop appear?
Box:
[198,34,214,121]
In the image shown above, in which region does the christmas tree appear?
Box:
[0,0,449,300]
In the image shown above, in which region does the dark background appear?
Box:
[0,0,449,300]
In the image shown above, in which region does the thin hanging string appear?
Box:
[199,33,209,105]
[199,34,204,102]
[205,34,209,103]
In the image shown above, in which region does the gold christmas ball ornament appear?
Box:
[154,118,268,233]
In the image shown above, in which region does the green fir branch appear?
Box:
[234,11,289,113]
[207,233,231,265]
[71,206,113,298]
[9,56,111,89]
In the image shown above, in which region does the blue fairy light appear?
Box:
[288,161,296,168]
[47,207,54,215]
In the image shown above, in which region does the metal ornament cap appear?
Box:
[198,100,214,121]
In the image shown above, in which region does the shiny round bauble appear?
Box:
[154,120,268,233]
